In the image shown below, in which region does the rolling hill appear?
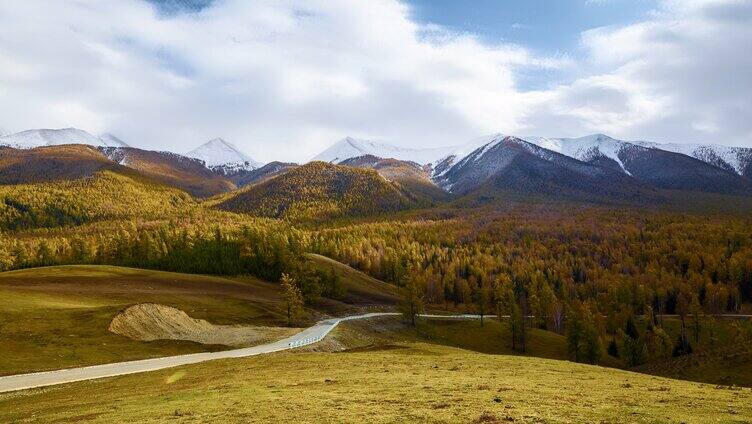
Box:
[216,161,414,221]
[0,258,400,375]
[0,143,237,198]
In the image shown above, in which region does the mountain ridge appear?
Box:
[0,128,129,149]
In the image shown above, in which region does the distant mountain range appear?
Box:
[1,127,750,203]
[316,133,752,179]
[0,128,263,173]
[316,133,752,199]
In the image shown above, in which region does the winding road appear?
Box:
[3,311,748,394]
[0,312,409,393]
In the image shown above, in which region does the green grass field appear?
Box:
[306,253,400,305]
[0,262,401,376]
[2,339,750,423]
[0,265,297,375]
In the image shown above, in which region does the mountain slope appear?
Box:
[522,134,752,196]
[216,161,413,221]
[0,128,128,149]
[186,138,261,174]
[227,161,298,187]
[339,155,449,204]
[437,135,652,203]
[637,141,752,178]
[0,170,195,230]
[523,134,632,174]
[617,143,752,195]
[101,147,236,197]
[98,133,130,148]
[0,144,120,184]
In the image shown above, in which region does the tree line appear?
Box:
[1,205,751,366]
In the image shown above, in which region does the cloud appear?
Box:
[0,0,562,161]
[521,0,752,146]
[0,0,749,164]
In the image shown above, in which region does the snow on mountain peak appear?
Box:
[98,133,130,148]
[518,133,634,175]
[634,141,750,175]
[312,136,463,166]
[0,128,127,149]
[186,137,262,171]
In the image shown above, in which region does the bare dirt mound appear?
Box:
[109,303,300,347]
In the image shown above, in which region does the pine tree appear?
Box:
[280,273,304,326]
[399,273,425,327]
[473,278,491,326]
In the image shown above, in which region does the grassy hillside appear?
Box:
[0,170,195,230]
[306,253,399,305]
[2,341,750,423]
[0,265,298,375]
[216,161,414,221]
[0,261,404,375]
[634,341,752,387]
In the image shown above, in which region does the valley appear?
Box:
[1,129,752,422]
[4,1,752,421]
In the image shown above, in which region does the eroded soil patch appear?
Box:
[109,303,300,347]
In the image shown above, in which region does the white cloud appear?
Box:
[0,0,565,161]
[0,0,749,164]
[522,0,752,146]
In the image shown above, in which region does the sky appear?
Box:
[0,0,750,162]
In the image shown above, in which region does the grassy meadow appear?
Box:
[0,265,295,375]
[1,339,750,423]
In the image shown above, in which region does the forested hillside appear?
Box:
[216,161,413,221]
[0,170,195,231]
[340,155,449,205]
[0,144,119,184]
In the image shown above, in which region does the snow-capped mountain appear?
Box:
[434,135,647,200]
[441,133,751,197]
[521,134,636,175]
[186,138,262,173]
[312,137,460,166]
[633,141,752,177]
[513,133,752,178]
[0,128,129,149]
